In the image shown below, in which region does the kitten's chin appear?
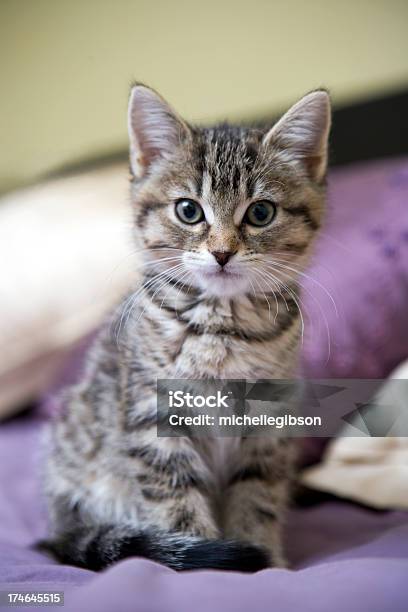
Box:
[194,270,250,298]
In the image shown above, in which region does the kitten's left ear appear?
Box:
[128,84,192,178]
[263,90,331,183]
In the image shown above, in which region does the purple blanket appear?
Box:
[1,413,408,611]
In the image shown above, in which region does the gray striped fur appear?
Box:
[43,86,331,571]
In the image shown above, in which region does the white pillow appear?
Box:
[301,359,408,509]
[0,163,137,419]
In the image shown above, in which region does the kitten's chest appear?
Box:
[164,299,299,379]
[172,334,294,378]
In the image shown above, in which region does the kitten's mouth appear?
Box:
[192,265,249,297]
[202,268,242,279]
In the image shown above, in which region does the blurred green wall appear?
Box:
[1,0,408,193]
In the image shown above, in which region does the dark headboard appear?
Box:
[329,88,408,166]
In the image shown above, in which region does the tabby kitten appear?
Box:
[42,85,331,572]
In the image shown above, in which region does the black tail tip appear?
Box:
[175,539,271,572]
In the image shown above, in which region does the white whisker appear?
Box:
[114,263,185,341]
[133,265,187,325]
[266,257,339,318]
[259,267,305,345]
[251,268,275,322]
[173,272,193,315]
[262,261,332,362]
[248,277,258,302]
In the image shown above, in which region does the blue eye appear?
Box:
[175,199,204,224]
[245,200,276,226]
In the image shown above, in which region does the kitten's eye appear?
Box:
[175,199,204,224]
[244,200,276,227]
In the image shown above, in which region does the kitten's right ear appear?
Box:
[262,90,331,183]
[128,85,191,178]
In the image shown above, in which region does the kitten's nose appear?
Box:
[212,251,235,267]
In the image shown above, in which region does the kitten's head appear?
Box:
[128,85,330,298]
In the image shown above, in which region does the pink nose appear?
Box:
[211,251,235,267]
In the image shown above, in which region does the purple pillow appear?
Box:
[301,157,408,379]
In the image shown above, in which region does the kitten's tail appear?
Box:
[38,524,269,572]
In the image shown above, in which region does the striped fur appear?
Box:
[43,86,331,571]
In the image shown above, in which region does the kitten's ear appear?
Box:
[128,85,192,178]
[263,90,331,182]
